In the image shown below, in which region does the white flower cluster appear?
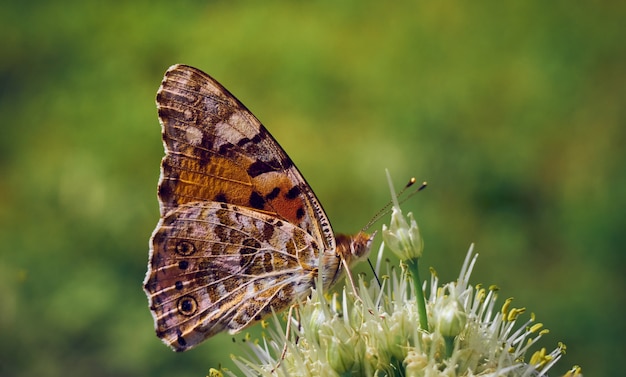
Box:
[223,174,581,377]
[227,242,579,377]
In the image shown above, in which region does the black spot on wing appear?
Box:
[285,185,301,200]
[296,206,305,219]
[237,137,251,147]
[158,182,174,200]
[214,193,227,202]
[249,191,265,209]
[217,142,237,157]
[266,187,280,200]
[247,160,274,177]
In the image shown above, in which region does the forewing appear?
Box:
[143,201,320,351]
[155,64,334,249]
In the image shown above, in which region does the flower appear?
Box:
[228,243,579,377]
[382,170,424,261]
[433,289,467,338]
[224,173,581,377]
[383,208,424,260]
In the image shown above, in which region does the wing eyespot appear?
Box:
[175,240,196,256]
[177,295,198,316]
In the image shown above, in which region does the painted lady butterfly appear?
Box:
[143,65,373,351]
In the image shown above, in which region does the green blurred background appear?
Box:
[1,1,624,376]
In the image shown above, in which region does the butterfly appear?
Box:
[143,65,374,351]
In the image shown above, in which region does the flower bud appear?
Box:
[382,207,424,260]
[435,295,467,338]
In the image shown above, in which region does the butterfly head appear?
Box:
[335,231,375,267]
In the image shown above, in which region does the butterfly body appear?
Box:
[143,65,373,351]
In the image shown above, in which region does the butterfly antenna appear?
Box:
[362,178,427,288]
[397,179,428,206]
[360,178,427,233]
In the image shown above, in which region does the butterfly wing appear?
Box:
[154,64,334,249]
[144,65,340,350]
[144,201,322,351]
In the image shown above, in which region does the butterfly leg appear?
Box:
[271,304,300,373]
[341,256,376,316]
[341,256,364,304]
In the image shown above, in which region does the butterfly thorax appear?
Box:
[321,231,374,289]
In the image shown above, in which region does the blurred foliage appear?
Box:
[1,1,624,376]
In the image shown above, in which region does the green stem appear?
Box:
[406,258,428,331]
[444,336,455,358]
